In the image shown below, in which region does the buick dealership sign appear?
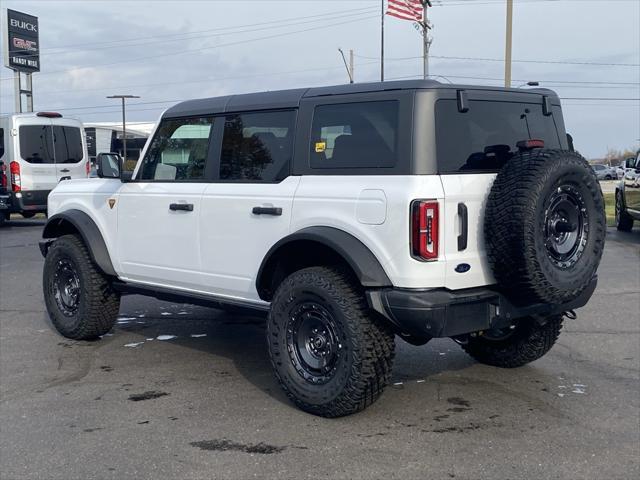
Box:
[3,9,40,72]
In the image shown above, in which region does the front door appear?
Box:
[116,116,216,291]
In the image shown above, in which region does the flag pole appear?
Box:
[381,0,385,81]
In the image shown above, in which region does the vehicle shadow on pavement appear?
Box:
[110,297,485,413]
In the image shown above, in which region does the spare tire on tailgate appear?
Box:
[484,148,605,305]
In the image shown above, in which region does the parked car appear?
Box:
[39,80,605,417]
[591,163,616,180]
[0,112,89,218]
[615,151,640,231]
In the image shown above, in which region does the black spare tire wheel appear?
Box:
[485,149,605,305]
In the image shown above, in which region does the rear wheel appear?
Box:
[615,190,634,232]
[43,235,120,340]
[461,316,563,368]
[267,266,395,417]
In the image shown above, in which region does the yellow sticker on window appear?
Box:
[315,141,326,153]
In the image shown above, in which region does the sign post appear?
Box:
[3,9,40,112]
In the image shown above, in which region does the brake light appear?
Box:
[36,112,63,118]
[1,163,6,189]
[10,161,21,192]
[516,139,545,151]
[411,200,439,261]
[85,160,90,177]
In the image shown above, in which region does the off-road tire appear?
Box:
[485,149,606,304]
[461,316,563,368]
[615,190,634,232]
[267,266,395,417]
[43,235,120,340]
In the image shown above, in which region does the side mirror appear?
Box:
[96,152,122,179]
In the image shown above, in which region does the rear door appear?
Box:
[199,109,299,302]
[15,117,56,191]
[436,96,566,290]
[51,121,88,181]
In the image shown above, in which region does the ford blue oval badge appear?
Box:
[455,263,471,273]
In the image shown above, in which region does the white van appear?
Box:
[0,112,89,219]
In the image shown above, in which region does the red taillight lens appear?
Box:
[10,161,21,192]
[411,200,439,261]
[85,160,90,177]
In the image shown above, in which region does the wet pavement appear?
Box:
[1,219,639,479]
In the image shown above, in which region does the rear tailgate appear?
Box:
[440,174,496,290]
[51,120,88,181]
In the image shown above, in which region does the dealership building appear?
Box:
[83,122,153,164]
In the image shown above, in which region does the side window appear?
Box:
[19,125,55,164]
[139,117,214,181]
[53,126,84,164]
[310,101,399,169]
[219,110,296,182]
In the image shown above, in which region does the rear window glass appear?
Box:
[310,101,398,169]
[19,125,55,164]
[435,99,562,173]
[53,126,84,164]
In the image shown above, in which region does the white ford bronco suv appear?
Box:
[40,81,605,417]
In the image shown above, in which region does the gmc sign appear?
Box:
[3,9,40,73]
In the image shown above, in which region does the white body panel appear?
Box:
[199,177,301,302]
[47,171,496,300]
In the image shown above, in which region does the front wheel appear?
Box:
[267,266,395,417]
[460,316,563,368]
[43,235,120,340]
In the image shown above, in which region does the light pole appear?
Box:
[106,94,140,163]
[505,0,513,88]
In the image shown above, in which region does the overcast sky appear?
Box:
[1,0,638,158]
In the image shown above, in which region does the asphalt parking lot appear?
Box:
[1,219,638,480]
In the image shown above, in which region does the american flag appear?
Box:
[386,0,424,22]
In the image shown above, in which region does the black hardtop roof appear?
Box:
[163,80,559,118]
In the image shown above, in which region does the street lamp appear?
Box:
[517,81,540,88]
[106,94,140,163]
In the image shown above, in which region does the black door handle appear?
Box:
[59,168,70,173]
[252,206,282,216]
[457,203,468,251]
[169,203,194,212]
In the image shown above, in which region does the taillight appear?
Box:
[411,200,439,261]
[85,160,90,177]
[10,161,21,192]
[1,163,7,189]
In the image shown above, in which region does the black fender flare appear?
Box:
[41,210,117,276]
[256,226,392,299]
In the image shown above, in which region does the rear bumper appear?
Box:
[367,276,597,338]
[7,190,49,213]
[0,193,10,210]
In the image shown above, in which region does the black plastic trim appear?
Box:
[41,210,117,276]
[367,276,597,338]
[256,226,392,299]
[113,281,270,315]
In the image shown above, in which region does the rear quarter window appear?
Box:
[310,101,399,169]
[435,99,563,173]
